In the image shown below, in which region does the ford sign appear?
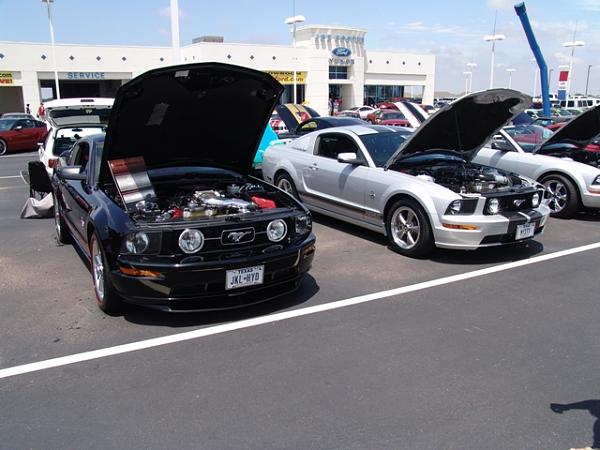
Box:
[332,47,352,58]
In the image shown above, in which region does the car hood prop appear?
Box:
[100,63,284,182]
[384,89,531,169]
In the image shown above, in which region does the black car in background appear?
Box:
[53,63,316,313]
[277,116,364,139]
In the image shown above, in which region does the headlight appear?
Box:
[445,200,463,215]
[125,232,149,254]
[486,198,500,214]
[267,219,287,242]
[178,229,204,254]
[593,175,600,185]
[531,192,541,208]
[295,213,312,235]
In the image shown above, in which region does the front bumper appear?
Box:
[110,234,316,311]
[432,207,550,250]
[581,191,600,209]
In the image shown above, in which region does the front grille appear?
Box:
[484,190,543,214]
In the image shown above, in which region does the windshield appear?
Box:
[52,127,106,156]
[359,131,410,167]
[504,125,553,152]
[382,112,406,120]
[48,107,112,125]
[0,119,17,131]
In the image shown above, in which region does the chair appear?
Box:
[27,161,53,199]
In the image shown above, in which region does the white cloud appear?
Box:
[578,0,600,11]
[486,0,514,11]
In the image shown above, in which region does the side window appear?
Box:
[490,134,515,152]
[67,144,80,166]
[315,134,360,160]
[23,119,35,128]
[92,141,104,184]
[75,142,90,169]
[297,120,317,135]
[13,119,27,129]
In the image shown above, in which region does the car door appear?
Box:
[474,133,526,174]
[8,119,33,150]
[302,132,369,221]
[59,141,93,246]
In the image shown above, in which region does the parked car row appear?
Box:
[44,63,600,317]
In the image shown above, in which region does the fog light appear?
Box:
[125,232,149,254]
[531,192,541,207]
[446,200,462,215]
[179,229,204,254]
[267,219,287,242]
[486,198,500,214]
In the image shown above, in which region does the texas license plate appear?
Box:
[515,222,536,240]
[226,265,264,290]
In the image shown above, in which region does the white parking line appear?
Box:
[1,241,599,380]
[0,153,37,158]
[0,175,23,179]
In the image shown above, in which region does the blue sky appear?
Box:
[1,0,599,95]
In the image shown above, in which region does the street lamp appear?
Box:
[563,39,585,101]
[585,64,593,97]
[284,13,306,104]
[41,0,60,99]
[484,33,505,88]
[466,62,477,93]
[170,0,181,63]
[463,71,472,95]
[506,68,516,89]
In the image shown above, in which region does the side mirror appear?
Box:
[13,125,23,131]
[56,166,86,181]
[491,138,512,152]
[37,142,44,148]
[337,152,362,165]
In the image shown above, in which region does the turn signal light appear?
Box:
[48,158,58,168]
[442,223,480,230]
[118,265,161,278]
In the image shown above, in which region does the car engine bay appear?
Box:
[398,162,529,194]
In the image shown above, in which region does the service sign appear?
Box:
[332,47,352,58]
[67,72,106,80]
[0,72,13,85]
[265,71,306,85]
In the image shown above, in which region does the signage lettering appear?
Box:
[264,71,306,85]
[328,58,355,66]
[67,72,106,80]
[0,72,13,85]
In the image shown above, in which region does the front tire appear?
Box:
[385,198,434,257]
[275,173,299,199]
[54,194,70,244]
[540,174,579,219]
[90,232,123,314]
[0,139,7,156]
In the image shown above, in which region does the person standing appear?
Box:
[37,103,45,120]
[25,104,31,114]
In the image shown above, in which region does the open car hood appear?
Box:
[274,103,320,132]
[46,98,114,127]
[100,63,283,181]
[536,104,600,150]
[385,89,531,168]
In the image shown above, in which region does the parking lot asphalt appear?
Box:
[1,151,599,449]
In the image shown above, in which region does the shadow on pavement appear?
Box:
[121,274,320,328]
[551,399,600,449]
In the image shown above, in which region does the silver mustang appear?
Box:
[262,89,550,257]
[472,121,600,219]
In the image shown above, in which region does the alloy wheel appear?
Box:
[277,178,294,194]
[390,206,421,250]
[91,238,105,301]
[544,179,567,213]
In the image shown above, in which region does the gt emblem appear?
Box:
[227,231,251,242]
[513,199,525,207]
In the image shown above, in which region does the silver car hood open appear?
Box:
[536,104,600,150]
[384,89,531,168]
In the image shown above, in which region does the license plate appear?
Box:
[226,265,264,290]
[515,222,536,240]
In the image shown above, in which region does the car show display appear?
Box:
[52,63,316,314]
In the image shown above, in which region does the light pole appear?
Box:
[563,39,585,101]
[484,11,505,89]
[466,62,477,93]
[170,0,181,63]
[506,68,516,89]
[585,65,592,97]
[284,11,306,104]
[463,71,472,95]
[41,0,60,99]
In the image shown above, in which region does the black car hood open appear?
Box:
[100,63,283,181]
[275,103,320,132]
[384,89,531,168]
[536,104,600,151]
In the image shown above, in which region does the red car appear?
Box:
[0,118,48,155]
[374,110,411,127]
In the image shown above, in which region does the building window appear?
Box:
[329,65,348,80]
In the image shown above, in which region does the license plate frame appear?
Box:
[515,222,536,240]
[225,265,265,290]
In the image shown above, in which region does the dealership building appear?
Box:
[0,25,435,116]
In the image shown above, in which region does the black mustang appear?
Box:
[53,63,316,313]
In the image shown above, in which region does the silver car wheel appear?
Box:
[0,139,7,156]
[91,238,105,301]
[277,178,294,194]
[544,180,567,213]
[390,206,421,250]
[54,201,62,237]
